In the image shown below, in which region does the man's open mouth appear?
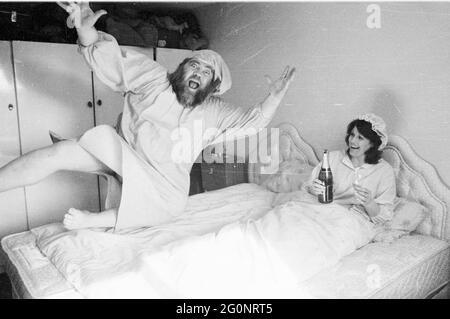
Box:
[188,80,200,89]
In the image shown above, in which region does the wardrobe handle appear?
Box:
[97,99,102,106]
[8,104,14,111]
[87,101,93,108]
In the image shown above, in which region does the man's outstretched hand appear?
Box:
[57,2,107,29]
[265,66,296,100]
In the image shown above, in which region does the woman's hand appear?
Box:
[353,183,384,221]
[265,66,296,100]
[353,183,374,206]
[57,2,107,29]
[308,178,325,196]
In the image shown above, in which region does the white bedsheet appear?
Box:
[32,184,273,297]
[32,184,376,298]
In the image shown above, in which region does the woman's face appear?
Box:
[347,126,373,160]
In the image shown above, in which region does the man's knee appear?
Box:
[47,140,77,158]
[91,125,116,136]
[45,139,107,173]
[39,140,84,169]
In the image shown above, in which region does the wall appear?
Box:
[194,2,450,186]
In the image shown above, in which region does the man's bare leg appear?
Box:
[0,140,119,229]
[0,140,112,191]
[63,207,118,230]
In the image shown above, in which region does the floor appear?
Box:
[0,273,12,299]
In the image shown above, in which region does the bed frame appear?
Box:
[249,122,450,242]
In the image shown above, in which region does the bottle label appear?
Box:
[319,185,333,203]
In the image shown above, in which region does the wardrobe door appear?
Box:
[0,41,28,239]
[93,46,154,211]
[13,41,100,228]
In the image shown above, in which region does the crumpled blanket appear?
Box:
[32,184,375,298]
[32,184,275,297]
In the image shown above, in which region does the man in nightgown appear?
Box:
[0,2,295,231]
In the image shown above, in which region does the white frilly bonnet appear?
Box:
[358,113,388,150]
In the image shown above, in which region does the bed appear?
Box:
[1,122,449,299]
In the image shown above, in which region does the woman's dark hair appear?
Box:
[345,119,382,164]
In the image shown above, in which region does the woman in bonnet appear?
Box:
[307,113,396,224]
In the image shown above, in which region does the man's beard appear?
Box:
[173,80,212,109]
[168,65,216,109]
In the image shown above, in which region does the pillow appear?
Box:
[388,197,427,231]
[373,197,427,243]
[372,229,409,244]
[261,159,313,193]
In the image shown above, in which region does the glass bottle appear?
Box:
[318,149,333,203]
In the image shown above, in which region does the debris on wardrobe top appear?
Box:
[0,2,209,50]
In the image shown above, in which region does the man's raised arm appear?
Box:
[260,66,296,120]
[57,2,107,46]
[56,2,164,95]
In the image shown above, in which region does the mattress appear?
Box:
[1,230,82,299]
[303,234,450,299]
[2,229,449,299]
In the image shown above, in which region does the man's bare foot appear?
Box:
[63,208,117,230]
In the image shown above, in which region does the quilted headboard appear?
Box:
[248,122,450,241]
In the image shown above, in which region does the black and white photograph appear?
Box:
[0,0,449,303]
